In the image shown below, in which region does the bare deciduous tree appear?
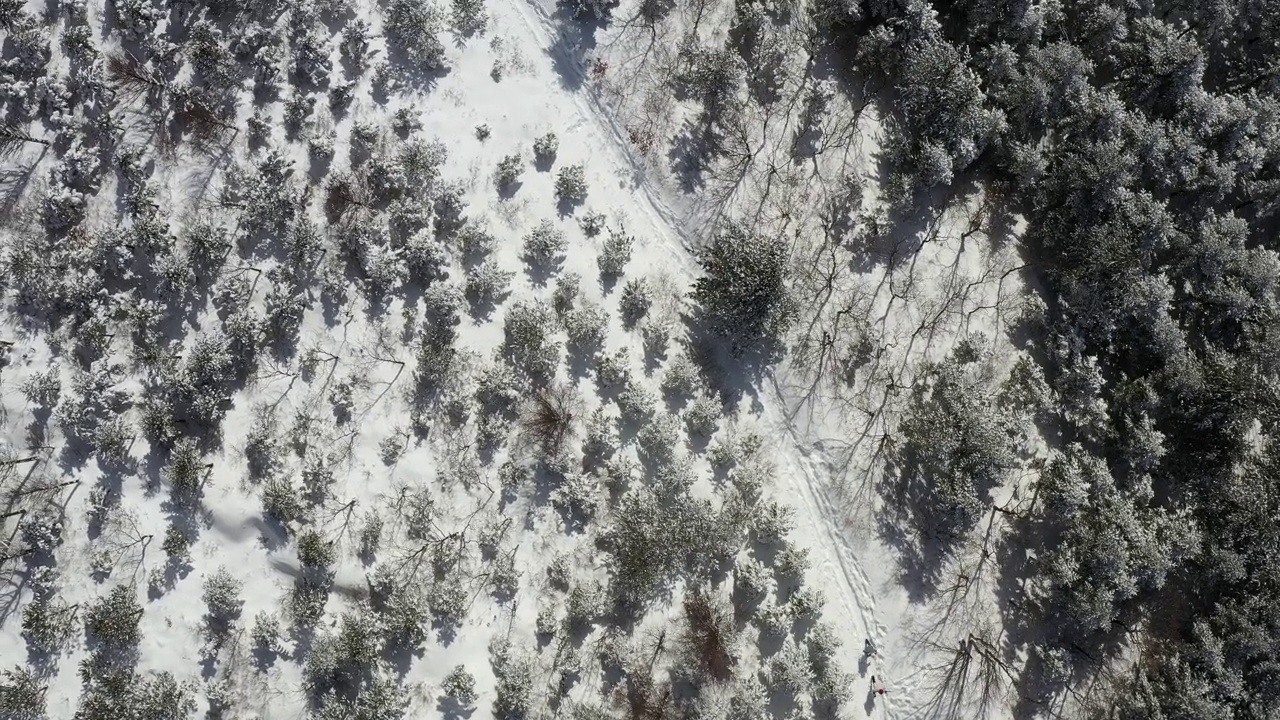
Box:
[0,122,49,156]
[918,628,1015,720]
[520,384,580,462]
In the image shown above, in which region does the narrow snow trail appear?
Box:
[497,1,911,713]
[762,381,926,717]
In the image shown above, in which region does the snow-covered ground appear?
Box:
[0,0,1031,717]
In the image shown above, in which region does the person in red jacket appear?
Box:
[870,676,887,695]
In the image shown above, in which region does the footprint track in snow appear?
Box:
[498,0,897,705]
[490,2,920,715]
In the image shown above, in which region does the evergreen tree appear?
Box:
[690,222,796,357]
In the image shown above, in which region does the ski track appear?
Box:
[502,0,904,713]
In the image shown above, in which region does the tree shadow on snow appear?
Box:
[680,311,768,416]
[0,155,45,216]
[542,2,607,92]
[497,178,524,200]
[380,42,453,95]
[853,154,995,275]
[668,120,716,196]
[993,508,1141,716]
[565,344,601,381]
[767,686,801,718]
[384,637,426,677]
[523,258,565,289]
[556,195,585,219]
[534,152,558,174]
[873,462,957,603]
[864,687,880,716]
[438,695,477,720]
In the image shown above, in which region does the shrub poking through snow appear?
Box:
[202,567,244,646]
[661,354,700,401]
[165,438,207,508]
[284,93,315,136]
[77,669,197,719]
[769,638,814,695]
[392,106,422,134]
[291,28,332,87]
[618,277,652,326]
[602,456,636,498]
[752,500,795,546]
[681,588,735,682]
[565,581,602,634]
[788,585,825,619]
[685,396,721,437]
[304,611,405,716]
[601,486,730,608]
[502,300,561,384]
[522,219,568,270]
[582,407,618,466]
[734,555,771,610]
[23,582,77,657]
[85,584,143,656]
[297,529,336,571]
[546,554,573,589]
[495,153,523,191]
[616,379,656,426]
[533,132,559,166]
[595,348,631,390]
[774,545,810,583]
[466,262,515,311]
[493,654,534,720]
[642,321,671,359]
[341,18,373,68]
[441,665,478,708]
[555,163,588,205]
[637,414,682,468]
[563,302,609,354]
[350,121,379,154]
[404,228,448,281]
[552,272,582,317]
[535,605,558,638]
[360,513,383,557]
[892,347,1016,550]
[754,601,794,637]
[21,369,59,408]
[0,667,46,720]
[580,210,606,236]
[162,525,191,564]
[385,0,448,70]
[455,220,497,262]
[807,622,854,708]
[598,227,633,277]
[452,0,488,36]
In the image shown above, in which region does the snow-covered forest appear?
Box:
[1,0,1277,718]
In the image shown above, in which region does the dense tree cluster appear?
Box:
[305,611,408,719]
[690,222,796,358]
[820,0,1280,712]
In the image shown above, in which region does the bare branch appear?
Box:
[0,122,50,156]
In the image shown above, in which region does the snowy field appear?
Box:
[0,0,1037,718]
